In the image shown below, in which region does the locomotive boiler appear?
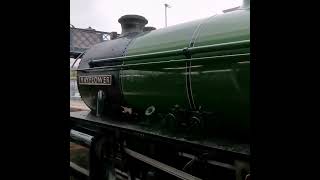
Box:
[76,3,250,141]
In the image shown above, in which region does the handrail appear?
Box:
[78,53,250,72]
[88,40,250,68]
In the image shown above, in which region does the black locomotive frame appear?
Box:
[70,110,250,180]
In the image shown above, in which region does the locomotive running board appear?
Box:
[124,147,202,180]
[70,111,250,179]
[70,111,250,159]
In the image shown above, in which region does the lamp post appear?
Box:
[164,3,171,27]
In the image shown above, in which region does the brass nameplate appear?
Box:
[78,75,112,85]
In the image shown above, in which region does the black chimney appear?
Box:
[118,15,148,36]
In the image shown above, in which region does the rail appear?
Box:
[70,129,92,179]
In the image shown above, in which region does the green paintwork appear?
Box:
[192,10,250,47]
[126,18,207,55]
[121,59,188,112]
[121,8,250,135]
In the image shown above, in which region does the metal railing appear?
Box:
[70,26,115,58]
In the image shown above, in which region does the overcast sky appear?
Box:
[70,0,242,33]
